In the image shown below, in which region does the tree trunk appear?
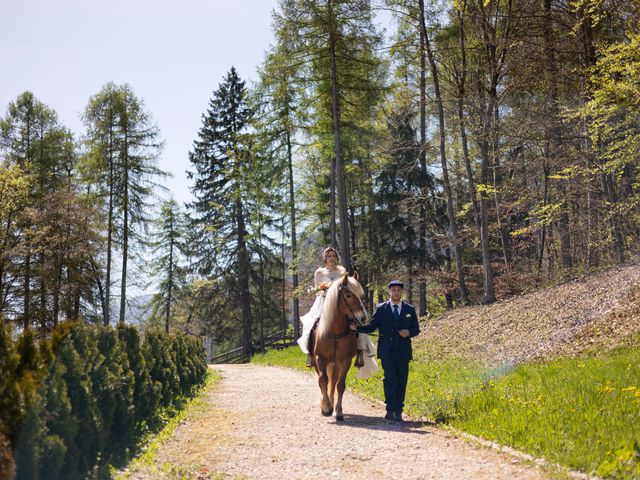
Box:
[39,253,46,332]
[24,251,31,330]
[602,174,625,264]
[474,0,507,304]
[456,3,482,241]
[420,0,470,304]
[281,226,287,332]
[543,0,572,272]
[418,12,428,316]
[53,259,63,327]
[119,120,129,325]
[330,156,337,249]
[478,106,497,304]
[105,114,114,326]
[328,2,352,273]
[91,258,105,322]
[236,197,252,359]
[259,251,265,352]
[286,131,300,339]
[166,212,174,334]
[538,166,550,274]
[23,118,32,330]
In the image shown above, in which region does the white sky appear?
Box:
[1,0,280,205]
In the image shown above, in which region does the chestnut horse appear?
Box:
[312,272,368,421]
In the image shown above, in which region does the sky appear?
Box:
[0,0,280,205]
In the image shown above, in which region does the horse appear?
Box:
[312,272,369,421]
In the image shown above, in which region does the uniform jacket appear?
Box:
[357,301,420,361]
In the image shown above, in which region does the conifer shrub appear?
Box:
[0,320,207,480]
[143,330,180,406]
[117,324,159,424]
[0,425,15,480]
[0,323,22,446]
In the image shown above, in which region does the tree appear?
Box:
[580,32,640,261]
[117,88,166,325]
[0,164,30,319]
[147,199,186,333]
[0,92,89,328]
[417,0,470,304]
[255,42,303,338]
[82,84,121,325]
[83,83,166,325]
[186,67,255,357]
[273,0,384,273]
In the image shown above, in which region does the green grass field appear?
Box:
[253,346,640,479]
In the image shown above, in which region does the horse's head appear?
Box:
[337,272,368,327]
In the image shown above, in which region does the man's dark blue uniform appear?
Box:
[356,280,420,420]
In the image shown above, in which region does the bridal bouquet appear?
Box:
[309,281,332,297]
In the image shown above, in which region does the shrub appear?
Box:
[0,425,15,480]
[1,320,208,479]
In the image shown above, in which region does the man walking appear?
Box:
[353,280,420,421]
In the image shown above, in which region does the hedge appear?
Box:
[0,321,207,480]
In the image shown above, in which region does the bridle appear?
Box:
[321,283,365,364]
[339,284,362,325]
[329,285,361,350]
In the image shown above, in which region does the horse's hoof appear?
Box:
[336,415,344,422]
[321,408,333,417]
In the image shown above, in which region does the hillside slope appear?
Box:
[417,264,640,366]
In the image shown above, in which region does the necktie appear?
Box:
[393,304,399,321]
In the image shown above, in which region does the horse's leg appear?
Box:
[334,359,351,422]
[327,362,336,411]
[316,357,333,416]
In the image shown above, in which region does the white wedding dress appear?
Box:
[297,266,378,380]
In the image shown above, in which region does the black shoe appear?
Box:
[394,411,403,422]
[384,412,394,420]
[306,353,313,367]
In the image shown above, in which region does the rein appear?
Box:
[327,285,359,363]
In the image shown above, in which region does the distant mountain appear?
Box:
[110,294,154,326]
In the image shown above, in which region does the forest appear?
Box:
[1,0,639,359]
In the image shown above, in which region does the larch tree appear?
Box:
[255,41,303,339]
[273,0,384,273]
[83,83,165,325]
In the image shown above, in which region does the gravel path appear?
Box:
[130,364,548,479]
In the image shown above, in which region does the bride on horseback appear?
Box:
[297,246,378,379]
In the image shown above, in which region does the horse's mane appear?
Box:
[317,276,364,339]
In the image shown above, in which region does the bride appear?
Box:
[297,246,378,379]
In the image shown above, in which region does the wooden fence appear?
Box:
[209,329,296,364]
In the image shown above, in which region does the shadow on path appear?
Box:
[331,413,433,434]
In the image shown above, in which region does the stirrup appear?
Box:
[354,350,364,368]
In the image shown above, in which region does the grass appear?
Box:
[253,345,640,479]
[452,348,640,479]
[114,369,222,479]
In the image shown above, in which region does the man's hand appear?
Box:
[349,323,358,331]
[398,329,410,338]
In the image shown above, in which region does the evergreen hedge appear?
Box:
[0,321,207,480]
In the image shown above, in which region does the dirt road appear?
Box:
[124,364,548,479]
